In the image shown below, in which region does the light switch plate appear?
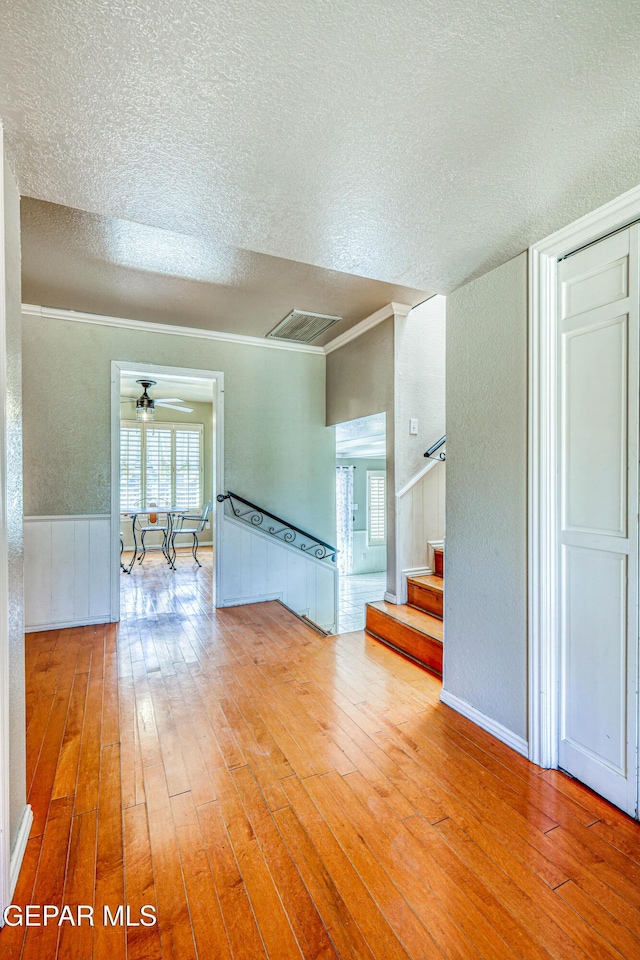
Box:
[410,418,419,435]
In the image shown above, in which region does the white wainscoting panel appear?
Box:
[24,516,112,631]
[396,461,445,601]
[350,530,386,576]
[220,516,338,632]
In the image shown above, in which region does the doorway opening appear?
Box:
[334,413,386,633]
[110,362,224,623]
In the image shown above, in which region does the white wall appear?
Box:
[24,517,111,631]
[326,318,396,591]
[395,295,446,491]
[0,125,28,903]
[219,516,337,632]
[397,461,446,596]
[444,252,528,742]
[327,302,446,601]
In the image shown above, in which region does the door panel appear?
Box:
[562,314,627,536]
[562,255,628,318]
[558,226,639,816]
[562,545,626,772]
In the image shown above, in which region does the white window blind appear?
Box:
[175,429,202,509]
[145,427,173,505]
[367,470,386,546]
[120,426,143,510]
[120,421,203,511]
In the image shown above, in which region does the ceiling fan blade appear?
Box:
[156,402,194,413]
[155,397,184,403]
[120,397,135,403]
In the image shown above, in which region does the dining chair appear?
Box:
[135,505,169,564]
[170,500,213,566]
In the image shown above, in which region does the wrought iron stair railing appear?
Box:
[424,435,446,461]
[217,492,339,563]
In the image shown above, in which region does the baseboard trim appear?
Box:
[403,566,432,579]
[220,592,283,608]
[10,805,33,898]
[383,591,397,604]
[26,615,110,633]
[440,689,529,757]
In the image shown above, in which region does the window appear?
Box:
[367,470,386,546]
[120,421,203,511]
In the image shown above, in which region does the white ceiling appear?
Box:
[3,2,640,294]
[336,413,386,459]
[120,372,214,404]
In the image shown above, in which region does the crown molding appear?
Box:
[323,301,412,354]
[22,300,415,356]
[21,304,326,355]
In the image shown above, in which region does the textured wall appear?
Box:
[326,319,395,592]
[444,253,528,740]
[22,318,336,546]
[3,148,26,851]
[395,295,445,492]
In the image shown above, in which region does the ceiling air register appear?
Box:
[266,309,342,343]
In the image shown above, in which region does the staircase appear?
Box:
[365,545,443,677]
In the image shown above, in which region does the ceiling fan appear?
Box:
[121,380,194,422]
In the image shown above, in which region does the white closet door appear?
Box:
[558,226,639,815]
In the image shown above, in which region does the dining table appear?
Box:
[120,505,187,573]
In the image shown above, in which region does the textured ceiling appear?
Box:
[120,372,214,403]
[336,413,386,459]
[21,199,426,341]
[3,2,640,293]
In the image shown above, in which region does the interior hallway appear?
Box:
[3,551,640,959]
[337,572,386,634]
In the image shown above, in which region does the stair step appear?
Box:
[433,546,444,578]
[407,574,443,619]
[365,601,443,678]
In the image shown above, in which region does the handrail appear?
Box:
[217,492,338,562]
[424,435,446,461]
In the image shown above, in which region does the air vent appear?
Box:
[266,309,342,343]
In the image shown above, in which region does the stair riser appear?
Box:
[434,549,444,578]
[407,582,443,619]
[365,607,443,678]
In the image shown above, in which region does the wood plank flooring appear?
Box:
[3,547,640,958]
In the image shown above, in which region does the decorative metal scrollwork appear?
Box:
[217,492,338,562]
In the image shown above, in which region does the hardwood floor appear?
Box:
[4,547,640,959]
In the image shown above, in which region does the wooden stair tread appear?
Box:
[366,602,443,642]
[365,602,443,678]
[406,574,443,592]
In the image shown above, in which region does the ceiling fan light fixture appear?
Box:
[135,380,156,422]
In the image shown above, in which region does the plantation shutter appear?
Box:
[367,470,386,546]
[175,428,202,508]
[145,427,173,504]
[120,425,142,510]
